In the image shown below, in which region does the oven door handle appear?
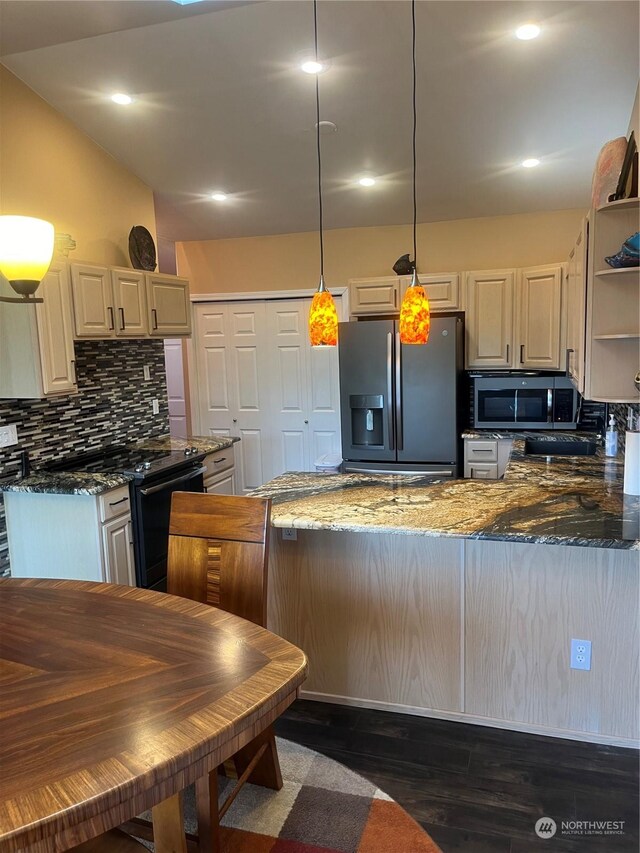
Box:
[139,466,206,496]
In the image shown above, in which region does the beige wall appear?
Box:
[0,66,156,267]
[177,208,586,294]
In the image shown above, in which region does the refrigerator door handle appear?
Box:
[395,332,403,451]
[386,332,395,450]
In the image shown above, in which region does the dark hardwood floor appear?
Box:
[275,700,639,853]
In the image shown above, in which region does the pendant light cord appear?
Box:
[313,0,324,279]
[412,0,417,270]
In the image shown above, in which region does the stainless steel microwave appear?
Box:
[474,376,579,430]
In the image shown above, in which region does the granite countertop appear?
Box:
[0,434,236,496]
[134,434,238,453]
[251,440,639,550]
[462,429,599,442]
[0,471,132,497]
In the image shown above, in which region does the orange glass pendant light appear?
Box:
[310,275,338,346]
[399,0,430,345]
[307,0,338,347]
[399,269,430,344]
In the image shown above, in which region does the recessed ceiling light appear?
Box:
[211,192,228,201]
[301,60,326,74]
[515,23,541,40]
[521,158,541,168]
[358,177,377,187]
[111,93,133,105]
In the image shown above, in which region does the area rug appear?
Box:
[141,738,441,853]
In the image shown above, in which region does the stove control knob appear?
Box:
[143,461,152,470]
[135,464,144,473]
[184,448,192,456]
[190,446,198,454]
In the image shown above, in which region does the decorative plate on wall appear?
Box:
[128,225,157,271]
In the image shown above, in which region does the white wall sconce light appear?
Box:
[0,216,55,304]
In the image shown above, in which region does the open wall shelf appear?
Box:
[585,202,640,403]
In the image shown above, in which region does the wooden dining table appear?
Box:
[0,578,307,853]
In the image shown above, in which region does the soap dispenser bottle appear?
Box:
[605,414,618,457]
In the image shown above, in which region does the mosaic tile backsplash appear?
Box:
[0,339,169,575]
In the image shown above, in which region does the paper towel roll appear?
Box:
[623,432,640,496]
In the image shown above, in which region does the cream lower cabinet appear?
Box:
[4,484,135,586]
[466,265,564,370]
[463,438,513,479]
[0,259,78,399]
[203,446,236,494]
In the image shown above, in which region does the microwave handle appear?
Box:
[514,388,518,421]
[547,389,553,423]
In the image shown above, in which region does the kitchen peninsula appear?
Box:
[255,441,639,747]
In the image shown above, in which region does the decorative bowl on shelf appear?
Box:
[605,231,639,269]
[128,225,157,271]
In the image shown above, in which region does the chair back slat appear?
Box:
[168,492,272,627]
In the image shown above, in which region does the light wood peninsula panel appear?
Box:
[267,528,638,745]
[268,530,463,714]
[464,540,639,740]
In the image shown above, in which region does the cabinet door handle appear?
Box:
[506,344,510,363]
[232,418,238,423]
[109,496,129,506]
[152,308,158,330]
[70,359,77,384]
[565,347,574,375]
[213,457,227,464]
[119,307,126,331]
[107,306,115,331]
[520,344,525,364]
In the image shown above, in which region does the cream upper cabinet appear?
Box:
[111,268,147,337]
[0,259,78,399]
[146,273,192,337]
[465,270,515,368]
[70,262,115,338]
[35,262,78,395]
[350,273,461,318]
[565,220,588,393]
[400,273,461,312]
[466,265,565,371]
[516,264,564,370]
[349,277,399,316]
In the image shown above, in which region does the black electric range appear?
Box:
[47,445,207,591]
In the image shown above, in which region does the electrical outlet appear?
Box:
[143,365,151,381]
[282,528,298,541]
[570,638,592,671]
[0,424,18,448]
[152,399,160,415]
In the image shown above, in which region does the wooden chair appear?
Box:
[123,492,279,853]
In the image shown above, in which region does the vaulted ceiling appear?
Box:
[1,1,637,241]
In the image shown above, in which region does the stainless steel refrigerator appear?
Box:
[338,313,465,476]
